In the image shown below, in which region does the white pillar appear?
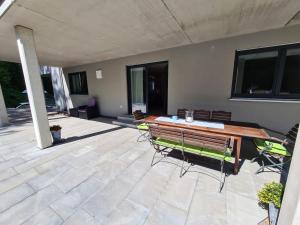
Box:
[277,122,300,225]
[0,84,9,127]
[61,68,74,112]
[50,67,67,112]
[15,25,52,149]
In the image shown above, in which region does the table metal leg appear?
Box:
[234,137,242,174]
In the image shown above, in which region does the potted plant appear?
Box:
[50,125,62,143]
[258,182,284,225]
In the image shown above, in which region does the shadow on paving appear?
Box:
[48,115,69,121]
[7,108,33,125]
[150,138,261,180]
[53,126,124,146]
[150,148,235,183]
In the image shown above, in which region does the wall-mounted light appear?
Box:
[96,69,103,79]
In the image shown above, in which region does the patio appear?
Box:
[0,112,280,225]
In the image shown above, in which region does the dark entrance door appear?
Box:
[127,61,168,115]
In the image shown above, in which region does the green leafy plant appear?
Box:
[258,182,284,208]
[50,125,62,131]
[0,62,26,107]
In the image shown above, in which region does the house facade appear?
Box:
[63,24,300,133]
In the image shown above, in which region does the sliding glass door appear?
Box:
[127,61,168,115]
[128,66,146,113]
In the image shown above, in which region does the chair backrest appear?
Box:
[211,111,232,121]
[87,97,97,107]
[286,124,299,144]
[149,124,229,153]
[193,110,211,121]
[177,109,187,119]
[149,124,183,144]
[132,110,144,121]
[183,129,229,153]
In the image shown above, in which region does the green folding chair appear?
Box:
[252,124,298,174]
[133,110,149,142]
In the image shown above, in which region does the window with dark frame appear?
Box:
[231,43,300,100]
[68,71,88,95]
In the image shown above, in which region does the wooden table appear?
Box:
[145,116,270,174]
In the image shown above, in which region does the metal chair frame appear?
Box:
[137,125,149,142]
[148,124,233,192]
[251,124,298,175]
[133,110,149,142]
[251,145,291,175]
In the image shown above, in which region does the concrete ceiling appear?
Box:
[0,0,300,67]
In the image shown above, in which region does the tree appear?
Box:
[0,61,26,107]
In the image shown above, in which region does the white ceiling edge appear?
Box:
[0,0,14,18]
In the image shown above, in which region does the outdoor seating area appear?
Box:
[1,1,300,224]
[69,97,99,120]
[130,108,295,189]
[0,113,282,224]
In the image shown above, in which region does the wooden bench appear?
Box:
[149,124,234,192]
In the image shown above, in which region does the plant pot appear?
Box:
[51,129,61,142]
[268,203,279,225]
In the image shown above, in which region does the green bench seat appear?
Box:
[154,138,233,163]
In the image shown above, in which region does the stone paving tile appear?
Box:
[34,154,74,174]
[186,180,227,225]
[0,183,35,213]
[226,190,266,225]
[0,157,25,172]
[90,146,132,167]
[51,177,104,220]
[144,201,187,225]
[0,116,281,225]
[28,165,71,191]
[0,167,17,182]
[0,169,38,194]
[118,146,148,164]
[0,141,35,156]
[82,177,134,223]
[14,154,59,174]
[70,145,96,158]
[226,170,257,200]
[160,167,197,211]
[21,147,60,161]
[67,151,101,169]
[13,139,100,174]
[54,167,97,193]
[127,163,175,210]
[0,185,64,225]
[62,209,99,225]
[3,146,38,160]
[120,150,153,185]
[21,207,63,225]
[102,199,149,225]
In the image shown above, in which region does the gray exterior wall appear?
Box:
[63,25,300,133]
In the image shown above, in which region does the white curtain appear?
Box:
[131,67,144,104]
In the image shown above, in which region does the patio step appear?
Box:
[117,114,134,122]
[112,117,136,129]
